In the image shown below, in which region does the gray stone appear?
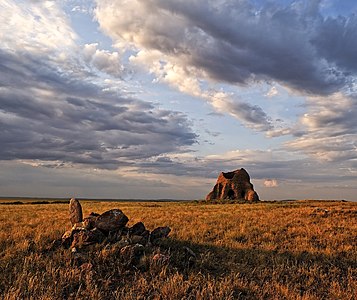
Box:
[69,198,83,226]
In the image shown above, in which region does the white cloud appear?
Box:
[264,179,279,188]
[83,43,124,77]
[131,49,203,97]
[266,86,278,98]
[0,0,77,58]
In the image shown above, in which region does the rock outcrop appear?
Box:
[206,168,259,202]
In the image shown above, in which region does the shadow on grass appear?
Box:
[158,238,356,298]
[2,235,355,299]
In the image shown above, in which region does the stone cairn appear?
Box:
[61,198,178,267]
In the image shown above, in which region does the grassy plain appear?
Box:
[0,199,356,299]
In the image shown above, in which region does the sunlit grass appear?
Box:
[0,200,356,299]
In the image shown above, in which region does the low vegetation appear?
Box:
[0,199,356,299]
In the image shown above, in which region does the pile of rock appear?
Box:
[62,198,171,258]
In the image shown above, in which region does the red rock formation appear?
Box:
[206,168,259,201]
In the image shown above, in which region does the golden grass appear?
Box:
[0,200,356,299]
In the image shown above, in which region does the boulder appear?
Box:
[95,209,129,232]
[81,214,99,230]
[82,218,94,230]
[206,168,259,202]
[129,222,146,236]
[130,235,147,245]
[62,230,73,248]
[71,228,105,249]
[141,230,150,241]
[150,226,171,243]
[69,198,83,226]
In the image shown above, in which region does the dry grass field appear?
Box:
[0,199,356,299]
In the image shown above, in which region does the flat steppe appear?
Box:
[0,199,356,299]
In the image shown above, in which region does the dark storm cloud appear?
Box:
[96,0,357,95]
[0,49,197,169]
[0,50,102,100]
[227,101,273,131]
[313,14,357,76]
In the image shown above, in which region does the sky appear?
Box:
[0,0,357,200]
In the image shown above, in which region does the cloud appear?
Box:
[93,0,357,140]
[0,50,197,169]
[0,160,179,199]
[2,1,357,201]
[0,3,197,170]
[266,86,278,98]
[95,0,356,96]
[207,91,273,131]
[264,179,279,188]
[312,13,357,78]
[131,50,274,131]
[83,43,124,77]
[285,93,357,162]
[0,0,76,58]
